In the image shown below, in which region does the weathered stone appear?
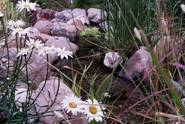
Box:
[119,47,152,83]
[20,51,58,89]
[38,33,53,42]
[55,8,87,23]
[51,22,78,41]
[87,8,107,23]
[67,15,90,25]
[45,36,79,53]
[31,77,88,124]
[34,20,53,35]
[30,8,56,25]
[26,27,41,39]
[67,19,85,32]
[72,8,86,17]
[55,9,73,22]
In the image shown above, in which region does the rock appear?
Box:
[67,15,90,25]
[87,8,107,23]
[15,87,28,106]
[55,8,87,23]
[26,27,41,39]
[31,77,88,124]
[38,33,53,42]
[55,9,73,22]
[45,36,79,53]
[103,52,123,69]
[0,48,18,78]
[51,22,78,41]
[72,8,87,17]
[20,51,57,89]
[30,8,56,25]
[118,47,152,83]
[34,20,53,35]
[0,47,18,62]
[67,19,85,32]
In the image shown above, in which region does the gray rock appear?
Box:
[26,27,41,39]
[51,22,78,41]
[45,36,79,53]
[67,15,90,25]
[31,77,88,124]
[87,8,107,23]
[20,52,54,89]
[55,9,73,22]
[34,20,53,35]
[30,8,56,25]
[72,8,86,17]
[119,47,152,83]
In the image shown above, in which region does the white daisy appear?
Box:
[103,52,123,68]
[56,47,73,59]
[16,20,25,27]
[83,98,105,122]
[0,11,4,17]
[15,88,27,106]
[11,27,28,37]
[134,27,141,41]
[17,0,36,12]
[17,48,31,57]
[181,4,185,13]
[61,95,84,116]
[26,38,44,49]
[38,46,56,56]
[7,20,25,29]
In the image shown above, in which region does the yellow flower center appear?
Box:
[23,3,30,8]
[16,28,24,32]
[89,105,97,114]
[69,102,77,108]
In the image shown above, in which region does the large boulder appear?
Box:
[34,20,53,35]
[31,77,88,124]
[118,47,152,83]
[87,8,107,23]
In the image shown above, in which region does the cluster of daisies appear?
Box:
[60,95,106,122]
[5,0,37,37]
[6,19,73,59]
[16,38,73,59]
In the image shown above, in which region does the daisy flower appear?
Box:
[17,48,30,57]
[17,0,36,12]
[11,27,28,37]
[26,38,44,49]
[61,95,84,116]
[56,47,73,59]
[7,20,25,29]
[83,98,105,122]
[15,88,27,106]
[103,52,123,68]
[38,46,56,56]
